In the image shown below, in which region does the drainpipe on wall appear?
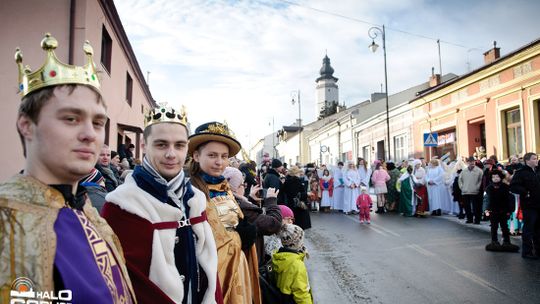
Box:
[337,121,341,161]
[68,0,76,64]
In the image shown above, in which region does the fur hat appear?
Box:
[287,165,303,177]
[271,158,283,169]
[223,166,244,190]
[279,224,304,251]
[278,205,294,219]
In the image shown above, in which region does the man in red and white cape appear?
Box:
[101,104,221,304]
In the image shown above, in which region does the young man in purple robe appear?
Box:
[0,33,136,303]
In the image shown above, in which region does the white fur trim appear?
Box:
[106,174,217,304]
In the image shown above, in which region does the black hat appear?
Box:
[188,121,241,156]
[271,158,283,169]
[111,151,118,159]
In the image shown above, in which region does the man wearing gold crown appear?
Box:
[100,104,220,304]
[0,34,136,303]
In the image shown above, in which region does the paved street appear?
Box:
[304,211,540,304]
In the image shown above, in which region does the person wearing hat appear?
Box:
[458,156,484,224]
[0,33,135,303]
[272,224,313,304]
[188,122,260,304]
[101,105,219,304]
[223,166,282,264]
[263,158,284,191]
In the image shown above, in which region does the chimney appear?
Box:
[483,41,500,65]
[370,92,386,102]
[429,67,441,87]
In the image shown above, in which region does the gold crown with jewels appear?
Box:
[15,33,101,98]
[144,103,188,128]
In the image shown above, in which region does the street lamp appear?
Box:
[368,25,391,161]
[291,90,302,165]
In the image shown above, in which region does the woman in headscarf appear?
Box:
[343,162,361,215]
[282,166,312,230]
[413,159,429,217]
[188,122,260,304]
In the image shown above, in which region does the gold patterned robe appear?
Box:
[0,175,136,303]
[205,183,261,304]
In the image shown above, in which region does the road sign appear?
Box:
[423,132,438,147]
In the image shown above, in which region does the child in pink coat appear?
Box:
[356,187,373,224]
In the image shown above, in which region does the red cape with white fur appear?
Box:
[101,174,218,304]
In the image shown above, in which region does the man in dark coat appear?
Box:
[263,159,283,190]
[95,144,120,192]
[510,152,540,259]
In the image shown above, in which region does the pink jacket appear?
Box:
[371,169,390,187]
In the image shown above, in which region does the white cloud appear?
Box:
[114,0,540,151]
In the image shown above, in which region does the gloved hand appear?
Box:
[235,218,257,250]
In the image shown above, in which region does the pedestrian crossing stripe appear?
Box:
[423,133,438,146]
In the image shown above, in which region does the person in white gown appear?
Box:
[357,158,372,191]
[319,169,333,212]
[426,159,448,216]
[332,162,345,211]
[343,162,361,214]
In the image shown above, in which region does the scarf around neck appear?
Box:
[139,156,187,214]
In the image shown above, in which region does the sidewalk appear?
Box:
[433,213,522,241]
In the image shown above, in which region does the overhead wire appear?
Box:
[275,0,478,49]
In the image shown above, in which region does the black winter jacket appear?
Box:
[510,165,540,210]
[486,183,515,214]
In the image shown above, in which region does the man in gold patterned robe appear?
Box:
[0,33,135,304]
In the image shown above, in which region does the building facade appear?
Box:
[0,0,155,181]
[411,40,540,161]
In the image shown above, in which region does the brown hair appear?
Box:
[188,142,210,200]
[17,84,104,156]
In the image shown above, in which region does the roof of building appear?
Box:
[300,73,457,133]
[411,37,540,102]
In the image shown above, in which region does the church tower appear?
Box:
[315,54,339,119]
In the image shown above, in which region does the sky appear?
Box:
[114,0,540,151]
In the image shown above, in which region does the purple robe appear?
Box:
[54,208,133,304]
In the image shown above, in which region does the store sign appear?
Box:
[438,132,455,145]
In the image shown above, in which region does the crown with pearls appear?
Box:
[15,33,101,98]
[144,103,188,128]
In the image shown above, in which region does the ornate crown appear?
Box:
[144,103,188,128]
[15,33,101,97]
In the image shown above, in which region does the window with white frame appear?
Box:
[504,108,523,158]
[394,134,407,162]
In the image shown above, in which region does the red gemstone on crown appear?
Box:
[49,70,57,77]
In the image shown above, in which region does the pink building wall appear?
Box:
[0,0,155,181]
